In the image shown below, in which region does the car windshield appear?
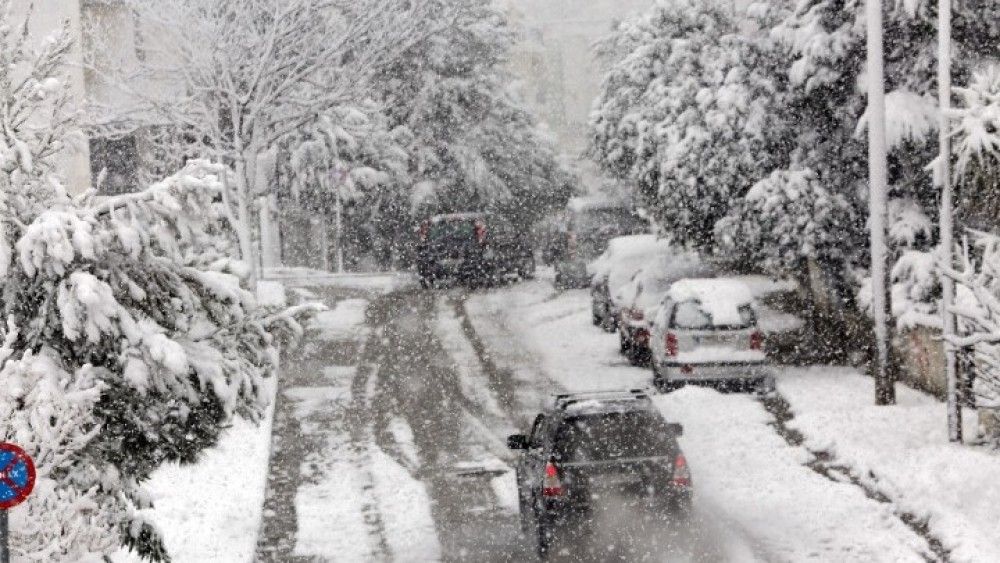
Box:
[554,412,675,462]
[673,300,755,330]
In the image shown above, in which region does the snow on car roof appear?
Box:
[606,234,658,255]
[668,278,755,326]
[430,212,487,222]
[566,195,629,213]
[587,234,661,278]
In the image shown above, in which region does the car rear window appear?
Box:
[672,300,755,330]
[553,412,675,462]
[429,220,475,243]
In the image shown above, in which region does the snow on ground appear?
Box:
[293,293,441,561]
[435,298,515,434]
[264,268,416,293]
[777,367,1000,562]
[115,395,276,562]
[371,447,442,561]
[466,281,650,393]
[310,298,369,341]
[655,387,928,562]
[256,279,287,308]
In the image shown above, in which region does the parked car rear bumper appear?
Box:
[655,361,774,384]
[555,260,590,287]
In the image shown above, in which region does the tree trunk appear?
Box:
[234,156,258,284]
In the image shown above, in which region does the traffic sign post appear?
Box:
[0,443,36,563]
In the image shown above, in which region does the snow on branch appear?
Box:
[939,232,1000,406]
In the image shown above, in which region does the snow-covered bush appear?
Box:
[2,161,318,561]
[0,9,316,559]
[715,168,852,272]
[276,101,413,268]
[590,0,780,248]
[941,233,1000,409]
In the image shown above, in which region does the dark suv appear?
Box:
[416,212,535,287]
[507,390,692,558]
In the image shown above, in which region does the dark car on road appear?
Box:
[548,197,646,289]
[417,212,535,288]
[507,390,692,558]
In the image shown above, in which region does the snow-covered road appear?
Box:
[244,274,1000,562]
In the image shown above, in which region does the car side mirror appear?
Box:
[667,423,684,437]
[507,434,529,450]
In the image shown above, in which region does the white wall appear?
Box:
[18,1,92,194]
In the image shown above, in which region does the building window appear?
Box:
[90,135,140,195]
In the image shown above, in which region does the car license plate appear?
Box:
[598,473,642,488]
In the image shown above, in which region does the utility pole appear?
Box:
[939,0,962,442]
[866,0,895,405]
[332,163,347,274]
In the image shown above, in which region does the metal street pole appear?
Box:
[866,0,895,405]
[939,0,962,442]
[0,509,8,563]
[334,166,345,274]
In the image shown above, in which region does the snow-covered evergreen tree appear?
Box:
[0,6,317,559]
[590,0,788,249]
[375,0,574,231]
[277,101,413,268]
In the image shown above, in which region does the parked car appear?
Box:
[648,278,775,393]
[507,390,691,558]
[616,255,711,365]
[549,196,645,289]
[416,212,535,287]
[588,234,665,332]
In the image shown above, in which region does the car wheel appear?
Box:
[628,345,650,367]
[619,331,631,354]
[670,495,693,521]
[536,520,554,559]
[655,369,684,393]
[520,256,537,280]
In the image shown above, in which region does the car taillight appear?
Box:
[750,331,764,351]
[567,232,577,258]
[418,221,429,242]
[474,220,487,245]
[665,333,678,356]
[542,460,563,497]
[672,454,691,488]
[636,329,649,345]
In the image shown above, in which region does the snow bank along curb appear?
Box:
[773,367,1000,563]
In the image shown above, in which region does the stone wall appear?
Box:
[894,326,947,399]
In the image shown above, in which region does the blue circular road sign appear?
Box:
[0,444,35,510]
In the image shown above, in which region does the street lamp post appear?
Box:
[939,0,962,442]
[866,0,895,405]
